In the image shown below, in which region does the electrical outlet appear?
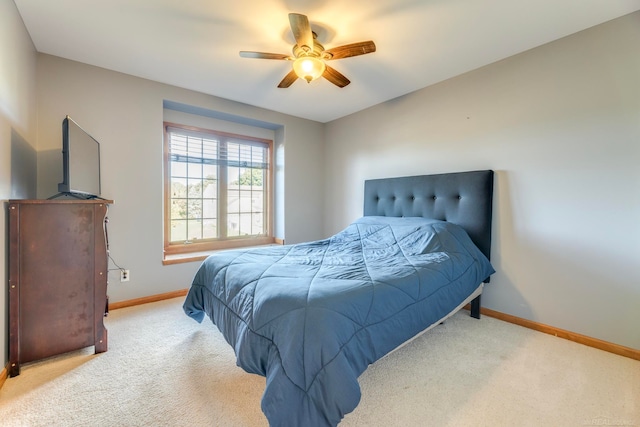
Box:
[120,269,130,282]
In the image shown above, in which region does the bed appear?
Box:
[183,169,495,426]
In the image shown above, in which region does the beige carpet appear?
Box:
[0,297,638,426]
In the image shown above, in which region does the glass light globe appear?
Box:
[292,56,326,83]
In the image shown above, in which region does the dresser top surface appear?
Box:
[9,199,113,205]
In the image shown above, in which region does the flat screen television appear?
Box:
[55,115,102,199]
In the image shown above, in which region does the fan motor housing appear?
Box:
[292,35,330,60]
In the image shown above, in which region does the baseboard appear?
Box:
[465,305,640,361]
[109,289,188,310]
[0,362,9,390]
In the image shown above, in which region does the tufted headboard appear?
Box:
[363,170,494,260]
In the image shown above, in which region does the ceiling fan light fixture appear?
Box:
[292,56,326,83]
[240,13,374,88]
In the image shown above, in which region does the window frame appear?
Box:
[163,122,275,258]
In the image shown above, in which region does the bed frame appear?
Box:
[363,170,494,318]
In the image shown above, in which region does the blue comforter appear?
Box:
[183,216,494,426]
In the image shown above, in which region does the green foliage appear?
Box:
[171,178,216,220]
[232,168,263,186]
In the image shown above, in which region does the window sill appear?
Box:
[162,239,284,266]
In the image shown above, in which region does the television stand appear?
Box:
[48,192,105,200]
[8,199,113,376]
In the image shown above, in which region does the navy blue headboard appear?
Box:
[363,170,494,260]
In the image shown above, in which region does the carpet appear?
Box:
[0,297,637,426]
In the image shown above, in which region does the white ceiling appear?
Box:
[14,0,640,123]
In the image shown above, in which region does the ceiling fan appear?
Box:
[239,13,376,88]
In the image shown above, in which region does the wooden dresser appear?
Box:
[8,199,112,377]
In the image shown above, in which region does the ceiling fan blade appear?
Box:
[289,13,314,52]
[239,51,291,60]
[324,41,376,60]
[277,69,299,88]
[323,65,350,88]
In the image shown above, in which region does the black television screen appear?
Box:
[57,116,101,198]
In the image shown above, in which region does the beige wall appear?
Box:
[35,54,325,305]
[2,0,325,370]
[324,12,640,349]
[0,0,38,370]
[2,2,638,374]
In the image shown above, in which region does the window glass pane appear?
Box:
[171,177,187,198]
[202,199,217,218]
[228,166,240,184]
[252,213,264,235]
[187,219,202,240]
[238,213,252,236]
[227,188,240,214]
[171,161,187,178]
[202,179,217,198]
[202,219,217,239]
[227,213,240,237]
[252,192,264,213]
[203,164,217,180]
[171,199,187,220]
[187,162,202,179]
[232,168,260,187]
[187,178,202,198]
[187,199,202,219]
[170,220,187,242]
[239,190,252,212]
[252,169,264,187]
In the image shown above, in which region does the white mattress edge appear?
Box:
[381,282,485,359]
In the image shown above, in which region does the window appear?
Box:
[163,122,274,258]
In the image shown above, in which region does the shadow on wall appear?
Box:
[36,149,63,200]
[6,128,38,364]
[10,128,36,199]
[483,169,535,321]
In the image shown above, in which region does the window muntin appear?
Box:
[164,123,273,255]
